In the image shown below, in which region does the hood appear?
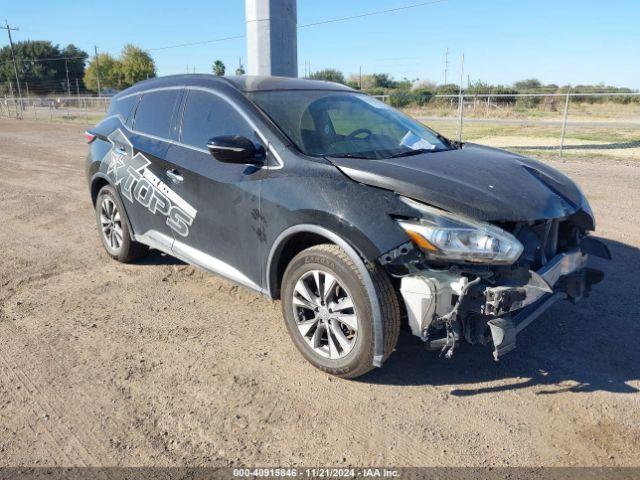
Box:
[328,143,588,222]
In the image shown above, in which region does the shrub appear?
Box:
[389,90,412,108]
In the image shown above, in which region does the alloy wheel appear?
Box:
[292,269,358,359]
[99,197,123,252]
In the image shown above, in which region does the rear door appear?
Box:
[112,88,185,250]
[163,88,268,290]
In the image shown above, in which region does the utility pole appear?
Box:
[457,53,465,143]
[359,66,362,90]
[246,0,297,77]
[559,89,571,158]
[8,80,16,119]
[2,21,23,116]
[93,45,102,98]
[65,59,71,96]
[443,47,449,85]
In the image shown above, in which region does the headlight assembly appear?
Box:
[397,197,524,265]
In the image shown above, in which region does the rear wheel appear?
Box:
[281,244,400,379]
[95,185,148,263]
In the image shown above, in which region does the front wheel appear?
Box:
[281,244,400,379]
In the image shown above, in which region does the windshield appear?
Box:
[247,90,452,159]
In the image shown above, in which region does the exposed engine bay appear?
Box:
[381,213,611,360]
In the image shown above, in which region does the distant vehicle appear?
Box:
[85,75,609,378]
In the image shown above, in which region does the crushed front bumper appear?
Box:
[397,237,611,360]
[485,239,610,359]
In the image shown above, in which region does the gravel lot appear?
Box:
[0,120,638,467]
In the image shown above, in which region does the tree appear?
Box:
[84,53,120,91]
[435,83,461,95]
[396,78,412,90]
[83,45,156,93]
[0,40,88,94]
[62,44,88,81]
[513,78,542,91]
[371,73,396,89]
[308,68,345,84]
[120,44,155,86]
[212,60,226,76]
[412,80,437,91]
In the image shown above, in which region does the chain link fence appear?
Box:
[377,92,640,161]
[1,91,639,161]
[0,95,110,123]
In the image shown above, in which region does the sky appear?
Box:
[2,0,639,88]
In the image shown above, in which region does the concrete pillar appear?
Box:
[245,0,298,77]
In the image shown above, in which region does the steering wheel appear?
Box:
[346,128,373,140]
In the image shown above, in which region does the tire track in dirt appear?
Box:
[0,278,168,466]
[0,334,142,478]
[0,348,63,465]
[0,321,115,466]
[0,348,81,465]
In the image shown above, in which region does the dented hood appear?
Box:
[328,143,588,222]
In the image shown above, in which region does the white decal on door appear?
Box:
[104,129,197,237]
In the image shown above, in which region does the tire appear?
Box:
[281,243,400,379]
[95,185,148,263]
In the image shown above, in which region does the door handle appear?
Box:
[166,169,184,183]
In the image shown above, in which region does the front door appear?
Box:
[163,89,269,290]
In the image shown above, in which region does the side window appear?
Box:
[181,90,255,149]
[107,94,138,123]
[133,90,180,138]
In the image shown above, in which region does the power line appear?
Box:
[149,34,246,52]
[299,0,447,28]
[2,0,448,69]
[148,0,447,51]
[0,55,87,66]
[5,56,87,63]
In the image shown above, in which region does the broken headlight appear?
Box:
[397,197,523,265]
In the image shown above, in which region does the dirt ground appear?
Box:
[0,120,639,468]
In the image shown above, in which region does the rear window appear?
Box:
[133,90,180,139]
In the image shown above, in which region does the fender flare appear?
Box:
[90,173,136,239]
[266,224,385,367]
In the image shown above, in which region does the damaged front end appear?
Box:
[380,198,611,360]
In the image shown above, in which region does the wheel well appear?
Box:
[90,177,110,206]
[271,232,335,299]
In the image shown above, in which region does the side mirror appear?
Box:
[206,135,264,165]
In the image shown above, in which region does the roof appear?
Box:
[223,75,354,92]
[117,74,354,96]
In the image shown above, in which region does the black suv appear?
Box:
[86,75,609,378]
